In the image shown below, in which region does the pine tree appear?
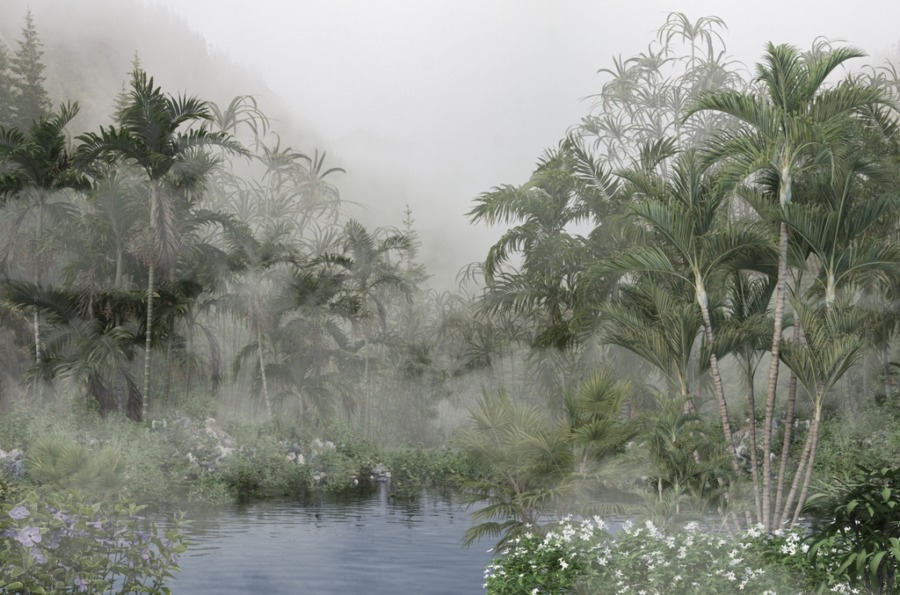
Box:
[11,10,51,130]
[0,40,14,129]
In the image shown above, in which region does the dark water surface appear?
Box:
[170,485,492,594]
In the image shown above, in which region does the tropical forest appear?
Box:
[2,3,900,594]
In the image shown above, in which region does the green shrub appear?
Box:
[0,488,187,593]
[804,465,900,593]
[384,448,473,499]
[483,518,856,594]
[26,435,125,495]
[220,440,310,499]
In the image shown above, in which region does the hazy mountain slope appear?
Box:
[0,0,307,138]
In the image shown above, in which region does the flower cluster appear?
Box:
[484,518,861,594]
[0,488,188,593]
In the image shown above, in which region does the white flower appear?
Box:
[560,559,569,570]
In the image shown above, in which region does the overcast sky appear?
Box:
[153,0,900,291]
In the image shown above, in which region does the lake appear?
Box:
[170,485,494,594]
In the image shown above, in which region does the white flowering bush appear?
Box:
[484,517,861,594]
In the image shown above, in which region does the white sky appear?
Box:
[154,0,900,290]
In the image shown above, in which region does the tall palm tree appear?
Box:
[783,156,900,314]
[0,102,88,381]
[686,41,892,530]
[468,137,620,350]
[601,149,774,472]
[77,69,245,421]
[335,219,412,434]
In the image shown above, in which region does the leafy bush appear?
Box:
[0,488,187,593]
[804,465,900,593]
[483,517,861,594]
[220,439,310,499]
[384,448,473,499]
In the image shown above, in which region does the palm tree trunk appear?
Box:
[773,369,799,525]
[143,262,154,422]
[256,325,272,420]
[762,221,789,530]
[778,404,818,528]
[115,245,124,290]
[883,326,892,403]
[745,354,762,523]
[697,281,740,474]
[790,401,823,528]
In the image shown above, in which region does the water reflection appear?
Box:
[170,485,492,594]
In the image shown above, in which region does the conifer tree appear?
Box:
[0,41,14,129]
[11,10,51,130]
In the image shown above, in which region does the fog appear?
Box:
[2,0,899,290]
[150,0,900,290]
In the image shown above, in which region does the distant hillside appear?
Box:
[0,0,310,141]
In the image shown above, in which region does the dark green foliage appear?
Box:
[0,41,14,130]
[221,446,311,500]
[8,10,51,130]
[805,466,900,593]
[383,448,473,499]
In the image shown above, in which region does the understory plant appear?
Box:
[0,488,188,594]
[484,517,862,594]
[804,465,900,594]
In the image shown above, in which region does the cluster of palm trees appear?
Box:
[467,14,900,533]
[0,66,452,441]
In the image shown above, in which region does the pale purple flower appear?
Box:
[8,506,29,520]
[74,577,88,593]
[30,547,46,564]
[16,526,42,547]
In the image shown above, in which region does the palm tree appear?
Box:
[335,219,412,434]
[76,69,245,421]
[2,280,140,417]
[686,41,892,530]
[598,281,704,407]
[468,137,621,351]
[0,102,89,385]
[456,390,574,547]
[601,148,774,472]
[778,298,865,528]
[219,219,298,419]
[783,156,900,314]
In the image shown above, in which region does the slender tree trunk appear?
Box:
[790,401,823,528]
[256,324,272,420]
[115,245,124,290]
[762,221,789,530]
[142,184,157,422]
[883,327,892,403]
[143,262,154,422]
[697,280,740,474]
[745,354,762,523]
[779,405,818,528]
[33,201,44,399]
[773,369,799,525]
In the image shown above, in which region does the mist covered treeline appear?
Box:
[0,7,509,448]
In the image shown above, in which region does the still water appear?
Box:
[170,485,493,594]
